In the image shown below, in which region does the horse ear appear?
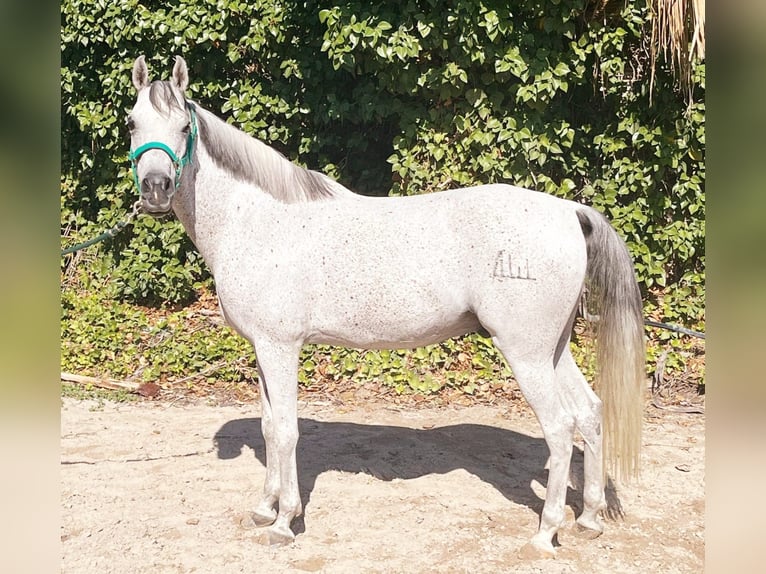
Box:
[132,55,150,91]
[171,56,189,92]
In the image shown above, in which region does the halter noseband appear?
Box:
[129,103,198,194]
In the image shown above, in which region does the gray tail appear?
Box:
[577,207,645,481]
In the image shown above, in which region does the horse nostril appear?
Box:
[159,176,171,192]
[142,174,173,193]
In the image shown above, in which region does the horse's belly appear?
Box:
[305,307,482,349]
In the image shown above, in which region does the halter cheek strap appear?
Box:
[129,104,198,194]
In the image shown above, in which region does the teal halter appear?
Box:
[129,103,198,194]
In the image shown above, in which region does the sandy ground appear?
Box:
[61,395,704,573]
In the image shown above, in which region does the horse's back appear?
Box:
[299,183,586,292]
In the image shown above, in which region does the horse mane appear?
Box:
[147,81,355,203]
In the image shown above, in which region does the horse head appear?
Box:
[127,55,197,215]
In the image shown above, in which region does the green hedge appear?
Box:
[61,0,704,390]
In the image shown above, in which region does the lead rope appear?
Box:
[61,200,142,256]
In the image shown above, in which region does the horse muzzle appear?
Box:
[140,172,175,214]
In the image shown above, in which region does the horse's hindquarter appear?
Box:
[215,185,587,349]
[465,190,588,353]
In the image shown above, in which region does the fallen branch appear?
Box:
[650,397,705,414]
[60,372,141,392]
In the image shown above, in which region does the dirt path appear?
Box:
[61,396,704,573]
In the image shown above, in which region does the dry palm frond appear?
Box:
[649,0,706,102]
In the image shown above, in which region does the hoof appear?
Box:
[518,541,556,560]
[574,518,604,539]
[237,513,258,530]
[251,509,278,527]
[256,525,295,547]
[237,510,276,529]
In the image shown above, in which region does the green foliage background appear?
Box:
[61,0,704,393]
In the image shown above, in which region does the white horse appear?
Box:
[127,56,644,557]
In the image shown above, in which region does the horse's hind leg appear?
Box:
[251,340,302,546]
[554,347,607,537]
[496,343,575,558]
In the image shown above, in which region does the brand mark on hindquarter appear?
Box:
[491,249,536,282]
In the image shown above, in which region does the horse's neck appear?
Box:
[171,106,356,271]
[172,145,273,273]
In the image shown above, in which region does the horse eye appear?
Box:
[126,117,135,131]
[182,123,191,134]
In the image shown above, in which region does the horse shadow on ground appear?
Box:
[213,418,623,537]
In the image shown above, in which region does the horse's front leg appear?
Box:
[252,340,302,546]
[250,370,279,527]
